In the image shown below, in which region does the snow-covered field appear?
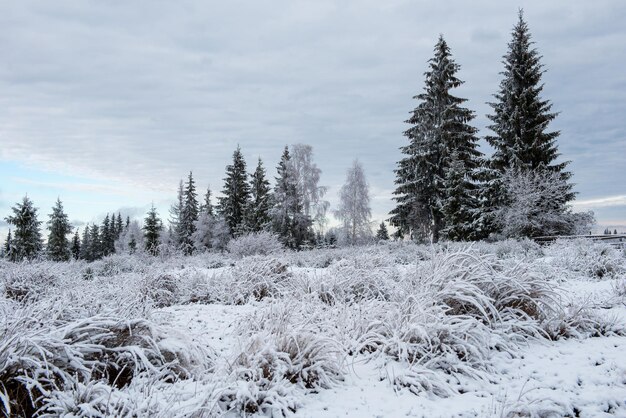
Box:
[1,239,625,417]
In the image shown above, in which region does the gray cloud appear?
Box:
[0,0,625,223]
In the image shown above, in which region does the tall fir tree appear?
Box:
[271,146,312,249]
[484,11,574,236]
[390,36,482,243]
[199,186,214,216]
[4,230,12,258]
[169,180,184,243]
[80,224,91,260]
[143,204,163,256]
[218,146,251,236]
[245,158,272,232]
[89,224,102,261]
[71,229,81,260]
[101,213,115,256]
[4,196,43,261]
[179,172,199,254]
[47,198,72,261]
[440,154,479,241]
[115,213,124,239]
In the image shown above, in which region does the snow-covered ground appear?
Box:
[1,239,625,417]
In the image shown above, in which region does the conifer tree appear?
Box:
[47,198,72,261]
[484,11,574,235]
[390,36,481,243]
[101,213,115,256]
[199,186,214,216]
[218,146,251,236]
[115,213,124,238]
[271,146,312,249]
[5,196,43,261]
[179,172,199,254]
[128,235,137,255]
[89,224,101,261]
[80,225,91,260]
[4,230,12,258]
[169,180,184,243]
[440,154,479,241]
[71,229,81,260]
[245,158,272,232]
[376,222,389,241]
[143,204,163,255]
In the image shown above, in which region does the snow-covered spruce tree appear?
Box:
[245,157,272,232]
[334,160,372,245]
[441,153,480,241]
[484,11,574,236]
[169,180,184,246]
[115,212,123,239]
[71,229,81,260]
[115,220,144,255]
[199,186,214,216]
[79,225,91,260]
[179,172,199,255]
[143,204,163,255]
[390,36,482,243]
[46,198,72,261]
[376,222,390,241]
[291,143,329,236]
[218,146,251,236]
[100,213,116,256]
[4,196,43,261]
[3,230,12,259]
[88,224,102,261]
[271,146,313,249]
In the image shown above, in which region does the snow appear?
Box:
[1,239,625,416]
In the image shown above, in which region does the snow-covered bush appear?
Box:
[227,231,284,259]
[1,262,61,302]
[0,302,210,416]
[224,256,291,304]
[139,273,180,308]
[547,239,625,279]
[220,329,343,415]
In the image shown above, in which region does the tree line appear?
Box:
[1,11,595,261]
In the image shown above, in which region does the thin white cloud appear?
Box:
[573,195,626,209]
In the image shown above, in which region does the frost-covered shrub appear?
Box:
[547,239,625,279]
[227,231,284,259]
[220,330,343,415]
[323,253,399,303]
[139,273,180,308]
[542,303,624,340]
[0,303,210,416]
[1,263,60,302]
[225,256,291,304]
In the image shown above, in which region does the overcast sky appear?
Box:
[1,0,625,239]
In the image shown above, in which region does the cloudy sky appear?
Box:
[1,0,625,239]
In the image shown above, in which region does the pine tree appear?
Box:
[169,180,184,244]
[335,160,372,245]
[71,229,81,260]
[89,224,102,261]
[100,213,115,256]
[179,172,199,254]
[47,198,72,261]
[4,196,43,261]
[115,213,124,238]
[218,146,251,236]
[4,230,12,259]
[199,186,214,216]
[440,154,479,241]
[143,204,163,255]
[125,216,130,229]
[376,222,390,241]
[390,36,482,243]
[128,235,137,255]
[484,11,574,235]
[245,158,272,232]
[271,146,312,249]
[80,224,91,260]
